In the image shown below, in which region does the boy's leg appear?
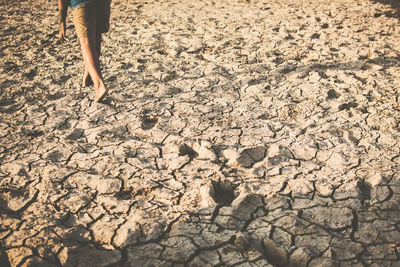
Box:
[83,25,103,88]
[89,0,111,89]
[80,37,108,101]
[73,2,108,101]
[82,67,92,87]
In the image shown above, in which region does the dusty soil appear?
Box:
[1,0,400,266]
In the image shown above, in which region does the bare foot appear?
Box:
[82,69,93,87]
[94,85,108,102]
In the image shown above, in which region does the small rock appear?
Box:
[198,182,217,208]
[268,147,294,165]
[221,149,239,166]
[237,146,267,168]
[326,89,340,100]
[311,33,320,39]
[290,139,318,161]
[66,128,84,140]
[193,140,217,161]
[178,143,198,158]
[231,192,263,221]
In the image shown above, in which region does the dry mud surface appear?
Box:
[1,0,400,266]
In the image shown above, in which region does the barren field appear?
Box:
[1,0,400,266]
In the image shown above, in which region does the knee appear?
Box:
[80,37,90,45]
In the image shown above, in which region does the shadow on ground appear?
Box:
[371,0,400,19]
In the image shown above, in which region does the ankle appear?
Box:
[93,78,104,89]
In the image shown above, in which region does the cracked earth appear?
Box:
[1,0,400,266]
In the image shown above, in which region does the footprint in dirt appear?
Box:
[199,179,236,208]
[140,113,158,130]
[211,180,236,206]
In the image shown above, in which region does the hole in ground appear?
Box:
[211,180,236,206]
